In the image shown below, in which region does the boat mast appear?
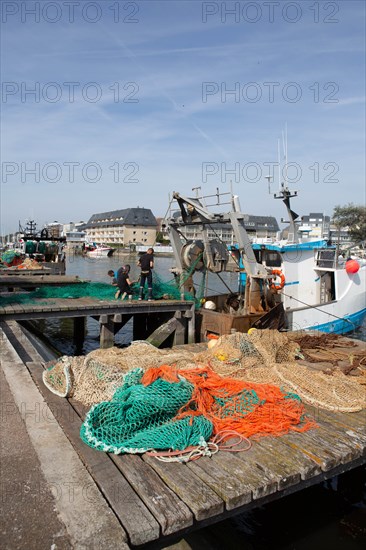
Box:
[274,128,299,243]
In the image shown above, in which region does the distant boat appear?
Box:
[85,244,115,258]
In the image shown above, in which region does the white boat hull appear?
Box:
[288,266,366,334]
[86,247,115,258]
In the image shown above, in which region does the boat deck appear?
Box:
[1,320,365,548]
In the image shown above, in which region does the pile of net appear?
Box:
[200,331,366,413]
[80,364,315,454]
[42,342,198,405]
[43,330,366,413]
[14,258,43,270]
[0,274,197,307]
[0,250,23,267]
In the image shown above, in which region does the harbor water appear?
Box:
[28,252,366,549]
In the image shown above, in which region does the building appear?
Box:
[175,215,280,244]
[44,221,63,239]
[82,208,157,246]
[298,213,331,239]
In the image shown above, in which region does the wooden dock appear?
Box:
[0,296,196,347]
[0,274,82,288]
[1,320,365,548]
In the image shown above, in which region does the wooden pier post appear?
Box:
[173,311,185,346]
[186,303,196,344]
[99,315,114,349]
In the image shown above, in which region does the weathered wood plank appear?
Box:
[70,389,194,537]
[26,361,160,546]
[235,437,301,490]
[251,434,322,480]
[280,428,340,471]
[209,450,278,500]
[146,317,177,347]
[307,408,366,457]
[0,275,81,286]
[3,302,26,315]
[143,455,224,521]
[310,406,366,433]
[187,455,253,511]
[112,454,194,535]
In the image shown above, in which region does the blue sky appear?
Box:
[1,0,365,235]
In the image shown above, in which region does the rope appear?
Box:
[281,291,357,331]
[146,430,252,462]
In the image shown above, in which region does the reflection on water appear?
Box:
[30,253,366,550]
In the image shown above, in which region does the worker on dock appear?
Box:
[108,266,133,300]
[138,248,154,301]
[116,265,134,300]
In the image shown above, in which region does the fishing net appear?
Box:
[0,250,23,267]
[0,273,200,306]
[43,330,366,413]
[80,364,315,454]
[42,342,199,406]
[202,331,366,413]
[80,369,213,453]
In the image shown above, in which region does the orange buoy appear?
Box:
[345,259,360,274]
[270,269,286,290]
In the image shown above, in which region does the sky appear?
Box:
[1,0,365,235]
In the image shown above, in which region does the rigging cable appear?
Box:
[281,291,357,331]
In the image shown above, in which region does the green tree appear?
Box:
[333,203,366,244]
[156,231,170,245]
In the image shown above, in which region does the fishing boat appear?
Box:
[1,221,66,275]
[167,186,366,338]
[85,242,115,258]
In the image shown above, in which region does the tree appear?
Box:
[155,231,170,245]
[332,203,366,244]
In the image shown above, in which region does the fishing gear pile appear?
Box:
[80,364,315,454]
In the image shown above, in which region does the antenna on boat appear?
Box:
[265,174,272,194]
[274,127,299,243]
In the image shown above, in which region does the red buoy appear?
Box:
[345,259,360,274]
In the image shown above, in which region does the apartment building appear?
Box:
[82,208,157,246]
[176,215,280,244]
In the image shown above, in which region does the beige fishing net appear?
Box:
[43,342,198,406]
[43,330,366,412]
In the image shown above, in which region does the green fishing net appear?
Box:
[0,273,203,307]
[80,369,213,454]
[0,250,22,265]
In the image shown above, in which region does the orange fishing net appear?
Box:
[141,364,316,439]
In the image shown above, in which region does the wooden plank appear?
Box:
[308,409,366,458]
[250,435,322,480]
[70,398,194,536]
[173,312,186,346]
[146,317,177,347]
[26,361,160,546]
[209,450,278,500]
[310,406,366,433]
[112,454,193,536]
[314,423,363,463]
[0,275,81,286]
[187,455,253,511]
[234,437,301,490]
[280,429,340,471]
[143,455,224,521]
